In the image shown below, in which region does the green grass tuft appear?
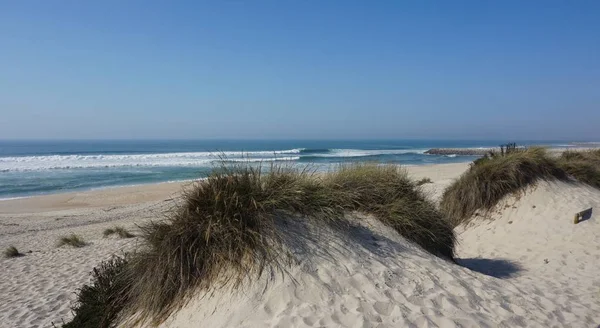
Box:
[4,246,23,258]
[60,256,130,328]
[57,234,88,248]
[440,147,568,226]
[61,162,455,327]
[103,226,135,239]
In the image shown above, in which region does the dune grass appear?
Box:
[103,226,135,239]
[557,150,600,188]
[440,147,568,226]
[62,163,455,327]
[415,177,433,186]
[61,256,130,328]
[57,234,88,248]
[4,246,23,258]
[323,164,455,259]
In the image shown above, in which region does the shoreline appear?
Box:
[0,178,200,202]
[0,162,468,214]
[0,161,473,204]
[3,144,596,201]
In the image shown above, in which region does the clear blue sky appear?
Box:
[1,1,598,140]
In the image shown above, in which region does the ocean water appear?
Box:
[0,139,569,199]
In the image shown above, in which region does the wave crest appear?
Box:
[0,148,432,172]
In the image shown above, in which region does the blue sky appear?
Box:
[0,1,598,140]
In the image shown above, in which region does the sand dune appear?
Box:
[1,163,599,327]
[151,181,600,328]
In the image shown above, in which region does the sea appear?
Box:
[0,139,578,199]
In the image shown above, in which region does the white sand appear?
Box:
[2,163,600,327]
[0,182,187,328]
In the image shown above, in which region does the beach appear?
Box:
[1,162,599,327]
[4,1,599,326]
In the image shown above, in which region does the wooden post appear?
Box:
[574,213,580,224]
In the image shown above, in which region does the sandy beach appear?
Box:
[0,181,187,327]
[1,162,599,327]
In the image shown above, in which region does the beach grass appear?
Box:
[57,234,88,248]
[440,147,568,226]
[62,162,455,327]
[4,246,23,258]
[323,164,455,259]
[557,149,600,188]
[61,256,129,328]
[415,177,433,185]
[103,226,135,239]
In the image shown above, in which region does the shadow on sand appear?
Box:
[578,207,593,223]
[457,258,522,278]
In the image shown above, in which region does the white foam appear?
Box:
[0,150,304,172]
[0,148,438,172]
[224,157,301,163]
[0,196,30,201]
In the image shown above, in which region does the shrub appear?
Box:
[57,234,88,248]
[103,226,135,239]
[61,256,130,328]
[440,147,568,226]
[62,163,456,327]
[4,246,23,258]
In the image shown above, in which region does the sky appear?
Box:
[0,1,598,140]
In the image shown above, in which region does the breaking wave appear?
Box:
[0,148,431,172]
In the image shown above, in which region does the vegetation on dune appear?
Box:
[4,246,23,258]
[415,177,433,186]
[61,257,130,328]
[442,145,600,227]
[103,226,135,239]
[62,163,455,327]
[557,149,600,188]
[324,164,455,259]
[57,234,88,248]
[440,147,568,226]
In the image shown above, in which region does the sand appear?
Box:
[0,182,188,328]
[1,162,599,328]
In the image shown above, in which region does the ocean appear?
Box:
[0,139,573,199]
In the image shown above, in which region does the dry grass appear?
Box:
[57,234,88,248]
[103,226,135,239]
[4,246,23,258]
[63,163,455,327]
[323,164,455,259]
[440,147,568,226]
[415,177,433,186]
[557,150,600,188]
